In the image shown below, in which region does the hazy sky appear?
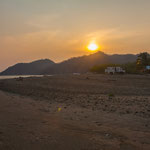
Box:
[0,0,150,71]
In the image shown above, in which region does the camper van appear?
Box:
[105,67,125,74]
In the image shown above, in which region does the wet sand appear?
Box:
[0,74,150,150]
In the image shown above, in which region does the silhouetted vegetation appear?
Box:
[121,62,138,74]
[136,52,150,71]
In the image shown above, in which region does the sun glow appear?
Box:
[87,42,99,51]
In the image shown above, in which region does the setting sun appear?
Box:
[87,42,99,51]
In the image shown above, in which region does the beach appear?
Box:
[0,74,150,150]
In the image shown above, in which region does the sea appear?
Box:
[0,75,49,80]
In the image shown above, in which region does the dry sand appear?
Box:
[0,74,150,150]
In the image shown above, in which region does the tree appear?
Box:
[122,62,137,74]
[136,52,149,71]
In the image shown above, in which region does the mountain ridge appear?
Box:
[0,51,138,75]
[0,59,55,75]
[42,51,138,74]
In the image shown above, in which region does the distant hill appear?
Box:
[0,51,138,75]
[43,51,138,74]
[0,59,55,75]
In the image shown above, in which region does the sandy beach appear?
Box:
[0,74,150,150]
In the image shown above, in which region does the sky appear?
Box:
[0,0,150,71]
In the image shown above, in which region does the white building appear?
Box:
[105,67,125,74]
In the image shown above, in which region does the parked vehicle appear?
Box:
[105,67,125,74]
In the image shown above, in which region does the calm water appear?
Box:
[0,75,47,80]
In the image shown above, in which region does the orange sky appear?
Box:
[0,0,150,71]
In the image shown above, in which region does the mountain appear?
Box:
[43,51,138,74]
[0,51,138,75]
[0,59,55,75]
